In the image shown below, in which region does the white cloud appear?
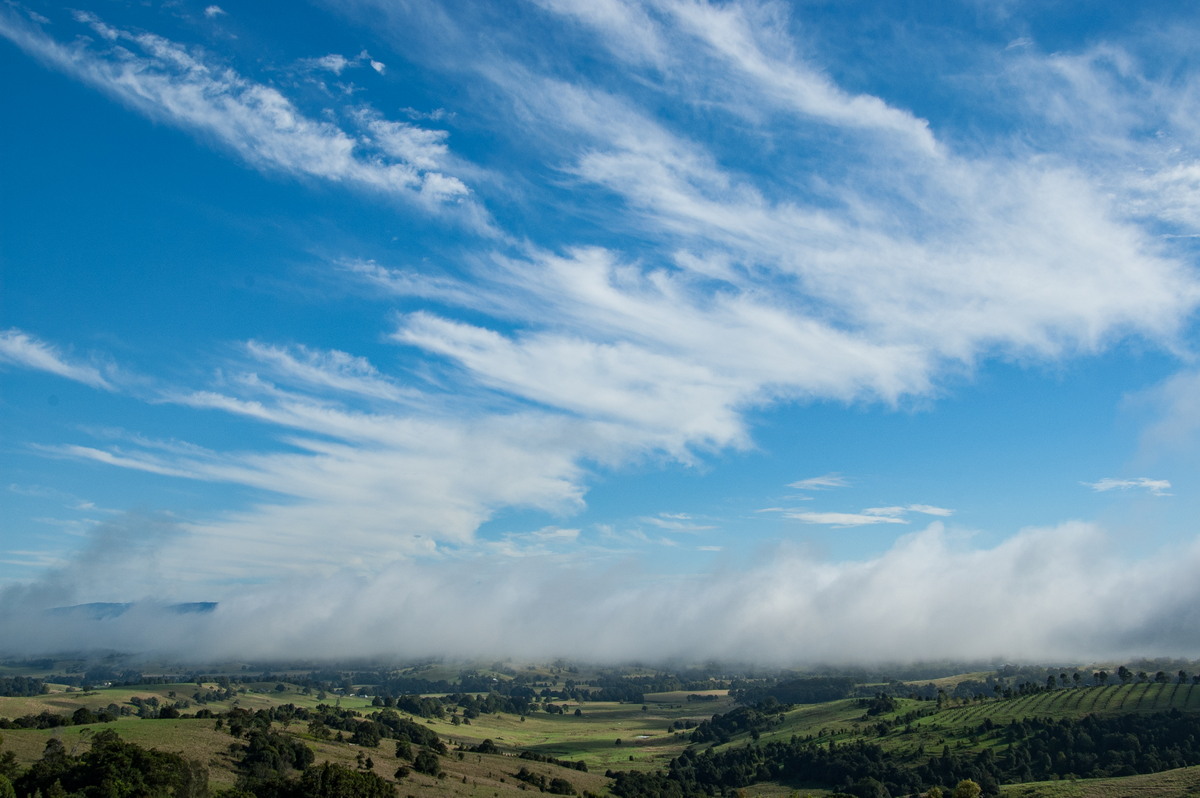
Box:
[360,110,454,171]
[0,11,486,223]
[907,504,955,517]
[242,341,415,404]
[204,5,226,19]
[866,504,955,517]
[303,53,352,75]
[658,0,938,154]
[644,513,716,532]
[8,521,1199,663]
[788,473,849,490]
[361,40,1200,465]
[527,0,667,67]
[0,329,112,390]
[785,511,908,528]
[1084,477,1172,497]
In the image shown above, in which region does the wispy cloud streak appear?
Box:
[1084,477,1172,497]
[0,329,113,390]
[0,9,486,222]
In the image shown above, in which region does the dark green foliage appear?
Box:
[514,766,546,789]
[735,677,856,705]
[247,762,394,798]
[849,776,891,798]
[0,751,18,782]
[548,776,578,795]
[689,704,782,743]
[240,729,315,781]
[515,765,577,793]
[364,709,445,753]
[514,767,577,795]
[393,695,444,719]
[14,728,207,797]
[0,711,70,730]
[0,678,46,698]
[349,721,381,747]
[518,750,587,772]
[412,749,440,776]
[858,694,899,717]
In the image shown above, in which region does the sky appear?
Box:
[3,0,1200,665]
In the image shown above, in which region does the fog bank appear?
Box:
[2,521,1198,665]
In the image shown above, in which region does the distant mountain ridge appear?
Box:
[48,602,218,619]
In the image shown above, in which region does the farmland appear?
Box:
[4,661,1200,796]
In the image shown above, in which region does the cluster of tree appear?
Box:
[609,734,986,798]
[517,750,589,772]
[513,765,577,795]
[446,691,533,717]
[4,729,208,797]
[0,706,123,730]
[129,695,191,719]
[689,705,786,744]
[858,694,899,717]
[239,729,315,781]
[733,677,856,706]
[366,709,446,753]
[193,685,240,704]
[226,761,396,798]
[0,679,45,698]
[584,672,716,703]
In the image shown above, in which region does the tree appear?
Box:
[413,749,440,776]
[294,761,394,798]
[1117,666,1133,685]
[951,780,982,798]
[549,776,578,795]
[351,721,381,747]
[850,776,890,798]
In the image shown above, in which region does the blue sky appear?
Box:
[3,0,1200,663]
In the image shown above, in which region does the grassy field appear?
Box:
[999,765,1200,798]
[0,713,614,796]
[417,696,737,773]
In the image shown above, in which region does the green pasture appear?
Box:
[420,698,722,772]
[0,682,377,721]
[1000,764,1200,798]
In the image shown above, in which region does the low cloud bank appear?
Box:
[2,520,1198,665]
